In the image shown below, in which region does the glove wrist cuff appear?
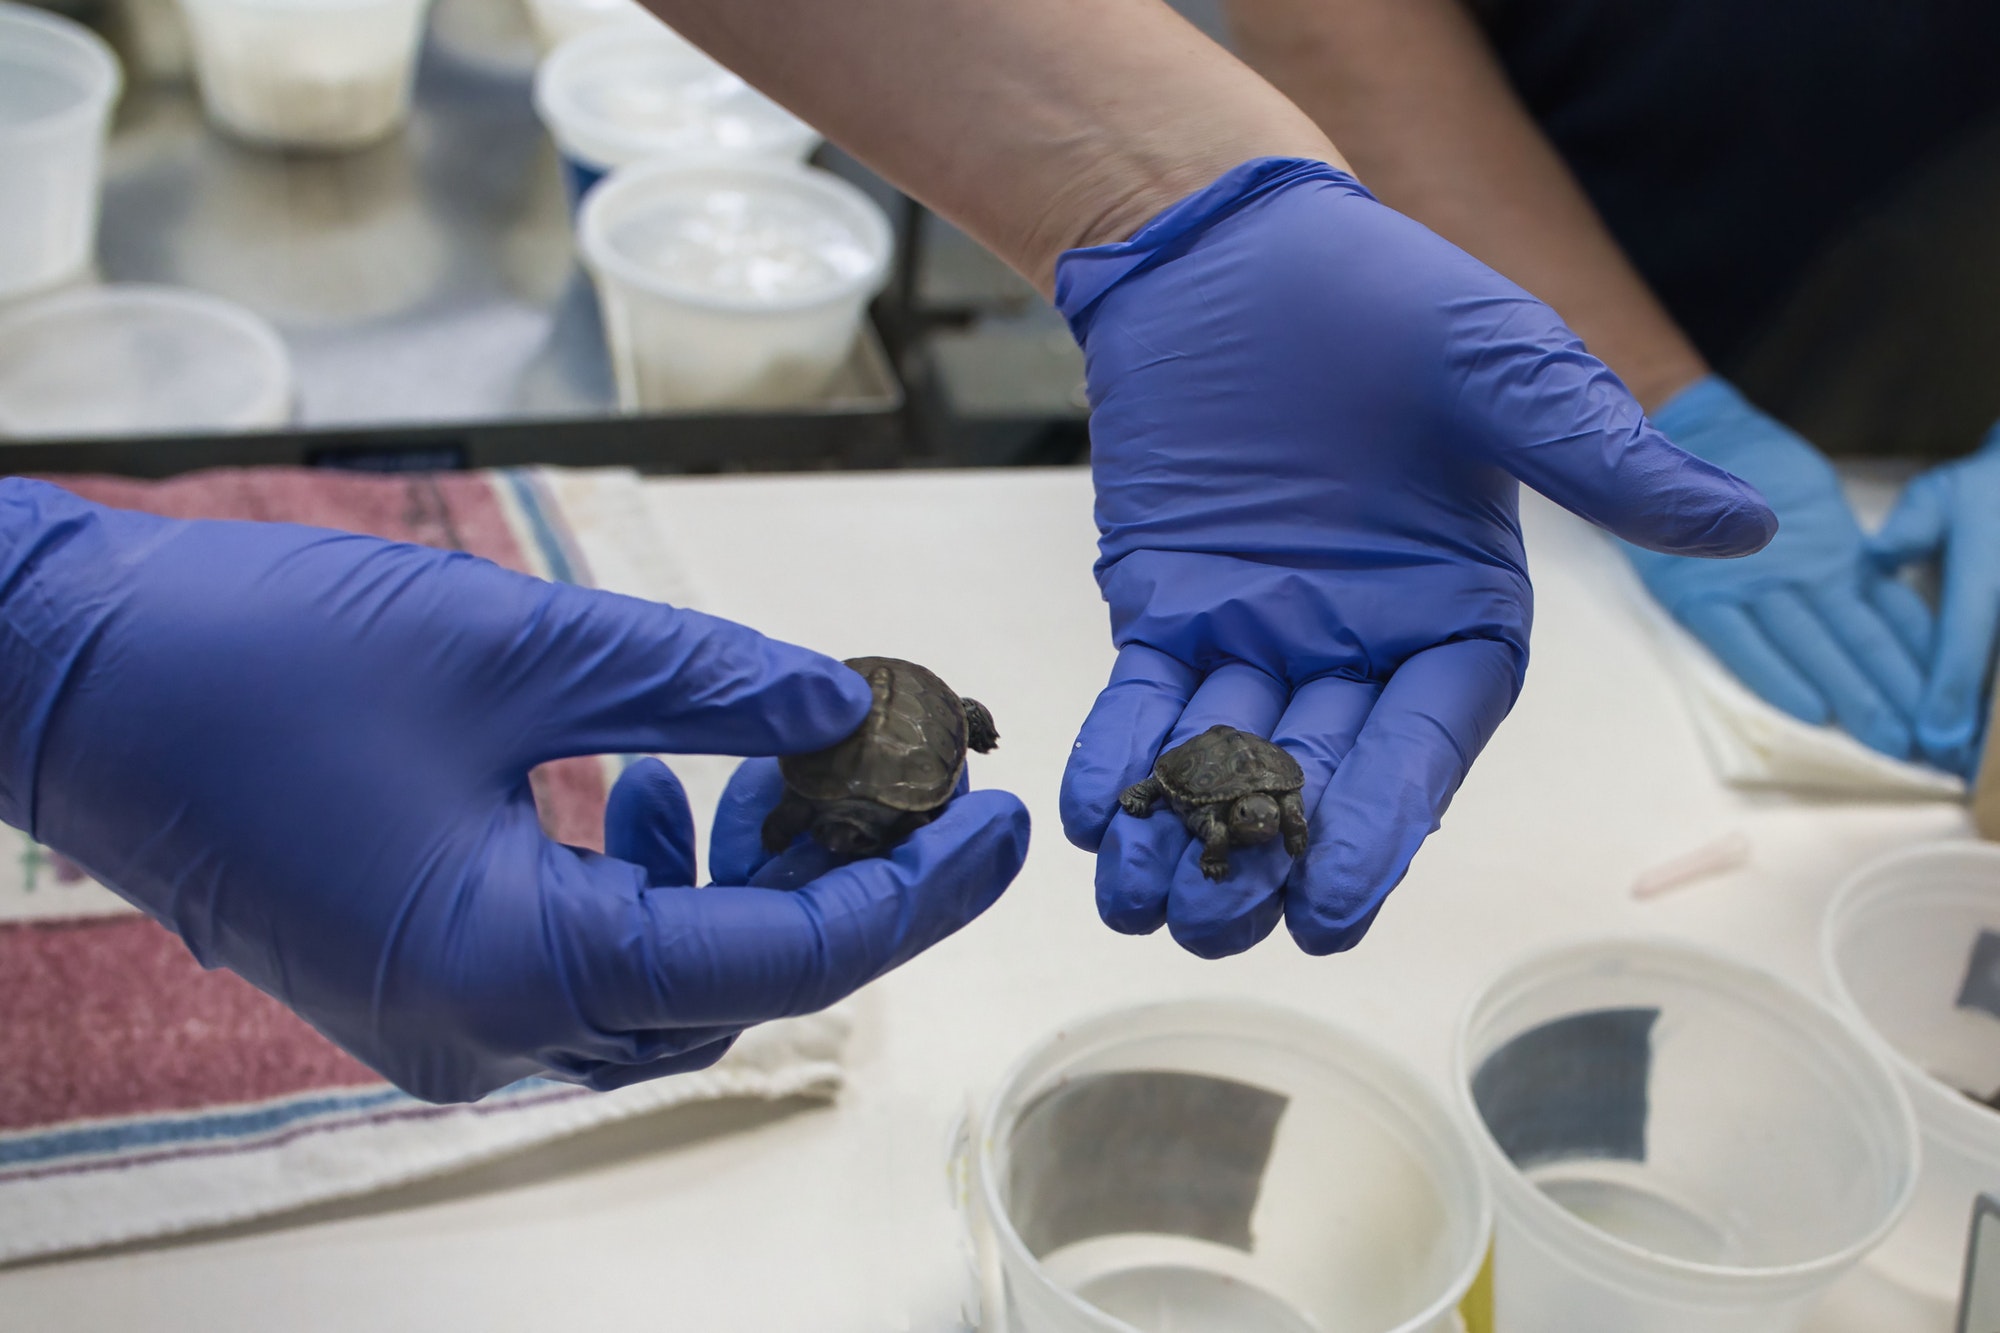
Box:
[1052,156,1373,342]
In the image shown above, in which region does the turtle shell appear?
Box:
[779,656,969,812]
[1155,725,1304,804]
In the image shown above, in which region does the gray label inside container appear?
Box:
[1005,1070,1288,1257]
[1957,931,2000,1022]
[1471,1007,1660,1169]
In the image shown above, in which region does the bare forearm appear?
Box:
[643,0,1340,294]
[1226,0,1706,409]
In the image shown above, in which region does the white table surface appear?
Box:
[0,467,1973,1332]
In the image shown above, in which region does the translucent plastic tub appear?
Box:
[177,0,431,149]
[967,1000,1494,1333]
[1824,841,2000,1301]
[0,284,293,438]
[0,2,121,301]
[578,159,891,411]
[1456,939,1918,1333]
[534,24,816,204]
[521,0,650,52]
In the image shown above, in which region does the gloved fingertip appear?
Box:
[1286,898,1386,956]
[604,757,696,888]
[709,757,789,885]
[758,643,876,751]
[916,788,1033,878]
[1867,474,1950,569]
[1061,653,1197,851]
[1093,820,1171,936]
[1630,464,1778,559]
[574,1036,739,1091]
[1165,896,1283,960]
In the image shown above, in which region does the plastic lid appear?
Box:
[579,159,893,313]
[532,24,817,170]
[0,285,294,439]
[0,0,122,143]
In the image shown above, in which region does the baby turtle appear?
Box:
[1119,725,1308,880]
[763,656,998,861]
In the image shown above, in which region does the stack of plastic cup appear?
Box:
[1824,841,2000,1302]
[1456,939,1919,1333]
[0,2,121,302]
[0,285,293,438]
[176,0,432,149]
[578,159,891,411]
[521,0,649,52]
[969,1000,1493,1333]
[534,24,816,205]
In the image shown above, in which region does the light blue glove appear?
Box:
[0,479,1029,1102]
[1868,426,2000,777]
[1623,376,1935,760]
[1055,159,1776,960]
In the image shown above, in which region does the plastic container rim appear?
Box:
[1451,935,1922,1292]
[1821,838,2000,1159]
[578,158,892,315]
[0,1,122,146]
[0,283,295,435]
[533,24,817,171]
[975,995,1496,1333]
[176,0,428,15]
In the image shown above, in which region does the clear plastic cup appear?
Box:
[176,0,432,149]
[1824,841,2000,1301]
[0,284,293,438]
[577,159,891,411]
[520,0,650,52]
[1455,939,1919,1333]
[0,2,121,302]
[968,999,1494,1333]
[534,24,817,205]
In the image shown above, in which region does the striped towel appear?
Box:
[0,467,849,1265]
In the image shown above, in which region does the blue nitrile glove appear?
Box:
[1868,426,2000,777]
[1622,376,1935,761]
[1054,158,1776,960]
[0,479,1029,1102]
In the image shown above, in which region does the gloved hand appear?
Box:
[1622,376,1934,761]
[1868,426,2000,776]
[1055,158,1776,960]
[0,479,1029,1102]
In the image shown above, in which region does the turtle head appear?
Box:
[1227,793,1282,845]
[811,801,895,859]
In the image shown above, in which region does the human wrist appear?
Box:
[1014,99,1341,292]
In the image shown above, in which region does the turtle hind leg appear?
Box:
[963,698,1000,753]
[1280,791,1309,858]
[1118,774,1164,819]
[761,790,816,853]
[1187,804,1233,881]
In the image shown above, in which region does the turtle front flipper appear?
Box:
[1280,791,1309,858]
[963,698,1000,754]
[761,789,816,853]
[1187,803,1233,880]
[1118,774,1164,818]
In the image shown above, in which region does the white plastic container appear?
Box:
[968,999,1494,1333]
[0,284,293,438]
[520,0,650,52]
[1456,939,1919,1333]
[0,2,121,301]
[534,24,816,204]
[578,159,891,411]
[176,0,431,149]
[1825,841,2000,1301]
